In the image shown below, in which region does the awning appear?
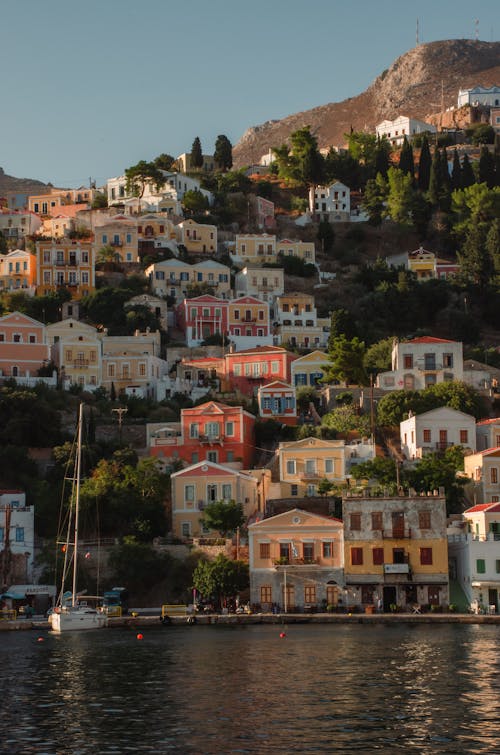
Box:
[1,591,26,600]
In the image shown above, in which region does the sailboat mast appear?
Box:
[72,403,83,606]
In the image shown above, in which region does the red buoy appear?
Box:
[279,632,286,638]
[37,637,44,642]
[136,633,144,640]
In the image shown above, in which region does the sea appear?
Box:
[1,623,500,754]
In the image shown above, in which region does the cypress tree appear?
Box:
[458,223,491,289]
[374,140,390,179]
[398,136,414,179]
[451,149,462,191]
[439,148,451,211]
[461,154,475,188]
[427,147,441,206]
[478,146,495,188]
[191,136,203,169]
[417,135,431,192]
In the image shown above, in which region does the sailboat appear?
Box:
[49,403,107,633]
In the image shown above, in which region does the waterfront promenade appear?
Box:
[2,610,500,631]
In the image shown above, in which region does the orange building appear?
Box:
[36,240,95,299]
[0,312,49,378]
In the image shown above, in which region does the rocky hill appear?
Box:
[233,39,500,167]
[0,166,50,196]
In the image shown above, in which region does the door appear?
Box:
[428,586,440,606]
[488,589,498,613]
[383,586,396,612]
[392,511,405,538]
[282,583,295,612]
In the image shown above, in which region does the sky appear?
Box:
[1,0,498,188]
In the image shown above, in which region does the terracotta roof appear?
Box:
[464,502,500,514]
[477,418,500,426]
[406,336,455,344]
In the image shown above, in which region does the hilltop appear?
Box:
[233,39,500,167]
[0,166,51,196]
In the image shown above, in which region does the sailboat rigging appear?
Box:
[49,403,107,633]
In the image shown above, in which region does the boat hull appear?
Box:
[49,608,108,633]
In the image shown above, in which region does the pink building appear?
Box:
[176,295,228,347]
[0,312,49,378]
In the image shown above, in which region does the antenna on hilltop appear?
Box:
[474,18,479,41]
[416,18,419,46]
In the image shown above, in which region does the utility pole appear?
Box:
[111,407,128,444]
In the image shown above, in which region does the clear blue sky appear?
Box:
[1,0,498,188]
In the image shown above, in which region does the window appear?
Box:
[423,429,431,443]
[13,334,21,343]
[305,459,316,475]
[351,547,363,565]
[325,459,334,474]
[322,541,333,558]
[205,422,219,438]
[221,484,232,500]
[191,452,199,464]
[184,485,195,503]
[207,484,217,502]
[225,421,234,437]
[181,522,191,538]
[259,543,270,559]
[304,585,316,604]
[271,361,279,374]
[460,430,468,444]
[108,364,115,377]
[0,527,3,541]
[189,423,199,439]
[420,547,433,565]
[476,559,486,574]
[419,511,431,529]
[443,353,454,368]
[491,468,498,484]
[291,484,298,496]
[260,585,272,604]
[496,560,500,574]
[15,527,24,543]
[372,547,384,565]
[307,484,316,496]
[403,354,413,369]
[350,512,361,530]
[371,512,382,530]
[29,335,36,343]
[279,543,290,560]
[207,451,218,463]
[286,460,296,475]
[303,543,314,561]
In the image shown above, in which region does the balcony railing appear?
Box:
[382,528,412,539]
[274,556,320,566]
[199,434,225,444]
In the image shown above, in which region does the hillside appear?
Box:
[233,39,500,167]
[0,166,51,196]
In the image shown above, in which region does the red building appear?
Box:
[176,295,228,347]
[223,345,298,396]
[149,400,256,468]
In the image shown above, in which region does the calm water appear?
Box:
[1,623,500,753]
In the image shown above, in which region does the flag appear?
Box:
[290,542,298,559]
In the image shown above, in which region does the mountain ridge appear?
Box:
[233,39,500,167]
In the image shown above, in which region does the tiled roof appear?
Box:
[406,336,455,344]
[464,502,500,514]
[477,418,500,426]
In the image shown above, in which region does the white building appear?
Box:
[146,258,231,302]
[0,490,35,583]
[476,418,500,452]
[400,406,476,460]
[375,116,437,147]
[234,266,285,304]
[457,86,500,108]
[314,182,350,221]
[106,171,212,207]
[377,337,464,391]
[448,502,500,612]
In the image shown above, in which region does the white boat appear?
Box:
[49,403,107,633]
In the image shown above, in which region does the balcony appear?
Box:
[199,434,225,445]
[274,557,320,567]
[300,471,321,481]
[241,318,257,323]
[110,240,123,247]
[382,528,412,539]
[72,359,90,369]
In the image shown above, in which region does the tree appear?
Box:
[182,188,209,214]
[386,167,414,225]
[321,404,370,435]
[350,456,399,486]
[191,136,203,169]
[0,231,7,254]
[317,220,335,253]
[325,335,368,386]
[273,126,324,211]
[328,308,358,345]
[467,123,495,145]
[406,447,467,514]
[125,160,165,198]
[192,554,249,609]
[96,244,120,270]
[427,147,442,207]
[154,153,175,171]
[91,192,108,209]
[451,149,462,191]
[417,134,431,192]
[458,223,492,289]
[364,336,394,373]
[200,500,245,537]
[373,138,391,179]
[362,173,388,225]
[461,154,476,188]
[478,146,496,189]
[398,136,414,179]
[486,219,500,284]
[214,135,233,171]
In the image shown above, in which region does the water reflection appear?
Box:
[1,624,500,753]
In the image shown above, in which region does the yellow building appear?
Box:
[248,508,344,611]
[278,437,347,497]
[290,350,329,387]
[343,494,449,611]
[176,219,217,255]
[0,249,37,293]
[94,217,138,264]
[46,319,102,390]
[407,247,437,280]
[276,238,316,264]
[233,234,277,265]
[170,460,265,539]
[36,240,95,299]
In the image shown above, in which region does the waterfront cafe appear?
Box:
[0,584,56,617]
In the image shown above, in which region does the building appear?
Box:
[273,292,328,350]
[278,436,347,497]
[125,293,168,332]
[400,407,476,460]
[257,381,297,425]
[0,312,49,379]
[276,239,315,264]
[253,195,275,229]
[223,345,297,396]
[234,266,284,304]
[175,153,216,173]
[176,295,228,347]
[476,418,500,452]
[0,490,35,583]
[147,259,231,302]
[46,319,102,391]
[0,209,42,242]
[176,219,217,255]
[170,461,264,539]
[248,508,344,611]
[377,337,463,391]
[457,86,500,108]
[227,296,272,350]
[137,213,178,260]
[290,350,329,387]
[314,182,350,221]
[343,494,449,611]
[36,240,95,299]
[231,234,277,266]
[93,217,138,264]
[0,249,37,294]
[375,116,437,147]
[491,106,500,132]
[448,502,500,613]
[100,329,167,399]
[148,400,256,469]
[464,448,500,505]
